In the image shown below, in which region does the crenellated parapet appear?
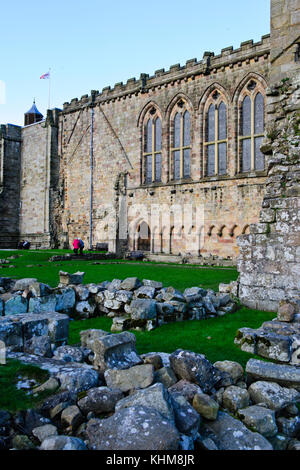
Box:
[62,34,270,113]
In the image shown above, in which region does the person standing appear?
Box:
[73,238,80,254]
[78,238,84,255]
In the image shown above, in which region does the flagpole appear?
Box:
[48,68,51,110]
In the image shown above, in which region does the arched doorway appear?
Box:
[137,221,151,251]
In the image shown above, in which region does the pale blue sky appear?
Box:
[0,0,270,126]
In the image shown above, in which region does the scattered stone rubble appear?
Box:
[235,300,300,365]
[0,274,299,451]
[0,273,238,333]
[2,332,300,451]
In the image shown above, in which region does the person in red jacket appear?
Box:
[73,238,80,254]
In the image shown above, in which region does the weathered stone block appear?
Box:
[59,271,85,286]
[248,380,300,411]
[0,317,23,350]
[86,406,180,450]
[246,358,300,390]
[192,393,219,420]
[91,331,142,373]
[237,405,277,437]
[104,364,154,392]
[169,349,223,393]
[5,295,28,315]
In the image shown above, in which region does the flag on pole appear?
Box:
[40,72,50,79]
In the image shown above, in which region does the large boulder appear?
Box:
[169,350,223,393]
[86,406,180,450]
[201,411,273,450]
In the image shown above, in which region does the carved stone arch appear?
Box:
[207,225,215,237]
[137,221,151,251]
[232,72,268,107]
[138,101,163,184]
[166,93,194,181]
[200,82,230,178]
[242,224,250,235]
[234,72,267,174]
[199,82,230,113]
[229,224,238,237]
[217,224,226,237]
[187,224,195,236]
[165,92,194,122]
[137,100,162,128]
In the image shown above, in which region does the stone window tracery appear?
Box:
[238,81,265,173]
[204,91,228,176]
[143,108,162,183]
[170,101,191,180]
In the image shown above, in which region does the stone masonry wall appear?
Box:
[19,110,60,248]
[57,36,271,260]
[0,124,22,248]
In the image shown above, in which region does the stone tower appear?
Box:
[237,0,300,312]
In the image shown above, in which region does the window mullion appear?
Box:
[215,107,218,175]
[180,115,184,179]
[152,121,155,182]
[251,97,255,171]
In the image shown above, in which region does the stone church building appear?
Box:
[0,0,299,267]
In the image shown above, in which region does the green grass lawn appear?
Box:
[68,308,275,370]
[0,250,238,291]
[0,360,51,412]
[0,249,275,411]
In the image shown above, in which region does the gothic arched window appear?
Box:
[171,103,191,180]
[204,92,228,176]
[143,110,162,183]
[239,81,265,173]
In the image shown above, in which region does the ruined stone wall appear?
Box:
[0,124,22,248]
[58,36,271,260]
[237,0,300,312]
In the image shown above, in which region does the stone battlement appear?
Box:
[62,34,270,113]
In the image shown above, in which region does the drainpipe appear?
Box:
[89,106,94,250]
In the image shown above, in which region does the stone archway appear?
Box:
[137,221,151,252]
